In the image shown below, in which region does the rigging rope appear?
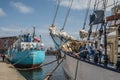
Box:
[94,0,99,39]
[87,0,98,40]
[113,0,118,25]
[94,0,98,10]
[61,0,74,30]
[94,0,100,36]
[95,0,103,10]
[97,0,104,5]
[103,0,120,9]
[52,0,62,25]
[113,0,116,10]
[87,25,92,40]
[82,0,92,29]
[103,0,108,11]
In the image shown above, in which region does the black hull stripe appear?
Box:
[62,51,120,73]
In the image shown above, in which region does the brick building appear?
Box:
[0,36,17,54]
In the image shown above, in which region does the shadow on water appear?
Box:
[19,56,67,80]
[19,68,44,80]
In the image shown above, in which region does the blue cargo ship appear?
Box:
[8,28,45,68]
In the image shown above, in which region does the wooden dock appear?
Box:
[0,59,26,80]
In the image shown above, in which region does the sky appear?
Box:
[0,0,119,47]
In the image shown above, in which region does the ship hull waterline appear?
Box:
[8,50,45,68]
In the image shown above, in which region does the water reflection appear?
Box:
[19,68,44,80]
[19,56,67,80]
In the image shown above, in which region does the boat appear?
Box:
[7,27,45,68]
[49,0,120,80]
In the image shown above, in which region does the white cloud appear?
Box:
[56,0,119,11]
[60,0,90,10]
[0,25,23,37]
[11,2,33,14]
[0,24,50,37]
[0,8,6,17]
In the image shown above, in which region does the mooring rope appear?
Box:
[16,59,58,70]
[44,50,65,80]
[44,59,64,80]
[12,50,30,66]
[16,57,64,71]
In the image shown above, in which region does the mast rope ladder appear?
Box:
[87,0,107,40]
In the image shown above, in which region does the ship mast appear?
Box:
[103,0,108,60]
[33,26,35,38]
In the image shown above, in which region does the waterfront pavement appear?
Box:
[0,58,26,80]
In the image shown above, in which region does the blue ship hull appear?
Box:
[8,50,45,68]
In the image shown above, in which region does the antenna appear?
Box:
[33,26,35,38]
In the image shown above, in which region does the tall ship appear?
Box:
[8,27,45,68]
[49,0,120,80]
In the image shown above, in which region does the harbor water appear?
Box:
[19,56,67,80]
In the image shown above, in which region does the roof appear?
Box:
[0,36,17,39]
[106,13,120,21]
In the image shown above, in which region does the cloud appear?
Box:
[0,8,6,17]
[0,25,23,37]
[55,0,118,11]
[0,25,53,47]
[0,24,50,37]
[10,2,33,14]
[60,0,90,10]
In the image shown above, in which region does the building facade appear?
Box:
[0,36,17,54]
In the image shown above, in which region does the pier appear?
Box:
[0,59,26,80]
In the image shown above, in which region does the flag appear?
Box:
[33,37,40,42]
[90,10,104,25]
